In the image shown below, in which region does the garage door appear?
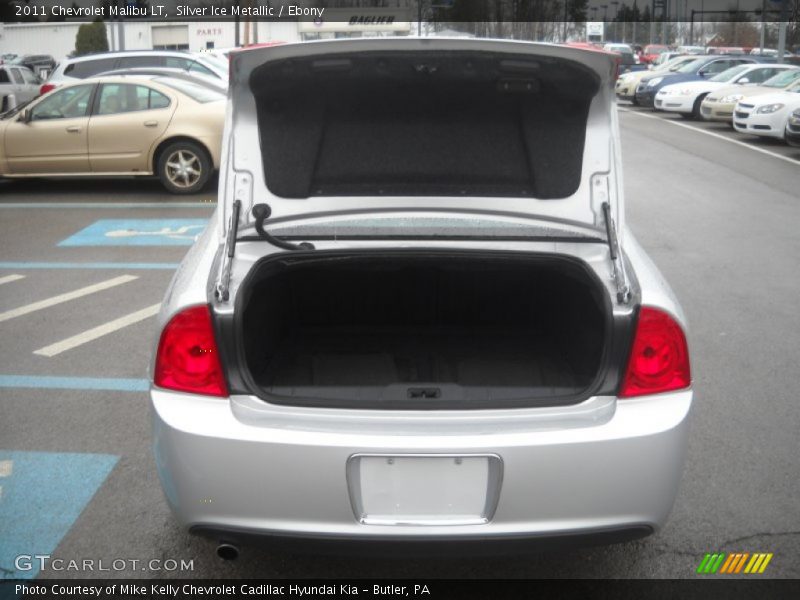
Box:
[152,25,189,50]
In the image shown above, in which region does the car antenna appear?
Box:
[252,204,315,252]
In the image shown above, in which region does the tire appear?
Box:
[157,141,212,195]
[631,97,640,106]
[691,94,708,120]
[679,112,694,120]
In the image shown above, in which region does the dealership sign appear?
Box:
[298,8,411,34]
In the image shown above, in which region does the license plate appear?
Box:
[347,454,502,526]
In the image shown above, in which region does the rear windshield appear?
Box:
[250,51,600,200]
[153,77,224,102]
[65,58,118,79]
[763,69,800,88]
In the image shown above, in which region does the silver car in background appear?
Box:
[1,64,40,112]
[150,39,692,558]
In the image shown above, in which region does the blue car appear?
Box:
[634,55,769,108]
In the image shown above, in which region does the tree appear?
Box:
[74,20,109,56]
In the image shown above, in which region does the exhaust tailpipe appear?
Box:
[216,543,239,561]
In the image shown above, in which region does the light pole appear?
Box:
[610,1,619,42]
[600,4,608,42]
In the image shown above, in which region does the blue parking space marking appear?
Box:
[0,375,149,392]
[58,219,209,247]
[0,451,119,579]
[0,261,179,270]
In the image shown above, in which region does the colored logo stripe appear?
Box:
[697,552,773,574]
[697,553,726,574]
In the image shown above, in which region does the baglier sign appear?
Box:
[297,8,411,34]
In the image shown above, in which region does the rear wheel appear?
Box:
[157,141,211,195]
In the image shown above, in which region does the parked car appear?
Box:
[642,44,670,64]
[733,81,800,140]
[784,108,800,146]
[604,44,646,75]
[615,55,697,104]
[707,47,745,55]
[635,55,763,108]
[649,51,683,69]
[9,54,56,78]
[0,64,40,112]
[675,46,706,55]
[93,67,227,94]
[0,75,224,193]
[43,50,228,95]
[150,39,692,557]
[655,63,794,119]
[701,67,800,123]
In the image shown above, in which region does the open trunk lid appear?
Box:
[221,38,623,236]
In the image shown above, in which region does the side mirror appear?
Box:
[738,77,750,84]
[19,108,31,123]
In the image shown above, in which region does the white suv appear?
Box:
[44,50,228,94]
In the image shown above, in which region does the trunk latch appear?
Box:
[602,201,632,305]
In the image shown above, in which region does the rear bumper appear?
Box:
[190,524,654,556]
[151,389,691,542]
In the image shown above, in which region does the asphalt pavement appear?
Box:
[0,108,799,580]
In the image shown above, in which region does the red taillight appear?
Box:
[40,83,56,96]
[620,307,691,398]
[154,305,228,397]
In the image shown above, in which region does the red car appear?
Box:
[642,44,670,64]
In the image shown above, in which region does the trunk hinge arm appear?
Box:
[214,199,241,303]
[602,201,631,305]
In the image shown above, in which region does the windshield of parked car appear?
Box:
[677,58,708,74]
[710,65,750,82]
[666,57,698,71]
[786,81,800,93]
[153,77,225,102]
[763,69,800,88]
[197,54,229,75]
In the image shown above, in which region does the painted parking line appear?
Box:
[0,261,179,270]
[34,304,161,358]
[0,274,25,286]
[0,451,119,579]
[59,218,209,246]
[0,275,137,324]
[0,375,149,392]
[619,107,800,167]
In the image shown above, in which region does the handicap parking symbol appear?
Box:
[59,219,209,247]
[0,451,118,579]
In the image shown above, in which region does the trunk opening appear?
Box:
[235,251,614,409]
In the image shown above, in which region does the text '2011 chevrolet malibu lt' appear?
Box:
[150,39,692,557]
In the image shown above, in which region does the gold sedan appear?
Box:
[0,75,224,194]
[700,67,800,124]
